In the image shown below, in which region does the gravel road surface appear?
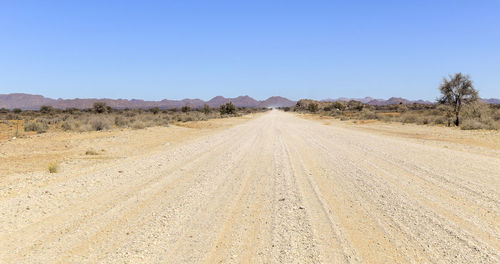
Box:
[1,110,498,263]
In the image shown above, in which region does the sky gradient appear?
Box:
[1,0,499,101]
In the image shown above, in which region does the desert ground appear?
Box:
[0,110,499,263]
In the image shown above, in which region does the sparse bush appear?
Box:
[397,104,408,113]
[400,114,418,124]
[203,104,211,114]
[93,102,108,114]
[359,109,377,120]
[460,119,485,130]
[24,120,49,133]
[64,107,80,114]
[149,107,160,115]
[114,116,128,127]
[48,162,58,173]
[307,103,319,113]
[61,121,74,131]
[433,116,447,125]
[40,105,54,114]
[124,111,136,117]
[5,103,262,134]
[90,118,112,131]
[460,102,498,130]
[131,121,145,129]
[181,106,191,113]
[85,149,99,155]
[6,113,17,120]
[220,102,237,115]
[347,100,364,111]
[331,101,346,111]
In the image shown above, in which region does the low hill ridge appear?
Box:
[0,93,295,110]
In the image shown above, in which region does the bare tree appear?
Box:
[437,73,478,126]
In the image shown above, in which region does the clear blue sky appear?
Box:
[1,0,499,101]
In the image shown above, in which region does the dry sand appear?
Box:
[0,110,498,263]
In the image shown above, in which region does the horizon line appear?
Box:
[1,92,448,102]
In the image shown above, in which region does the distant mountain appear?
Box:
[233,96,261,108]
[325,96,433,105]
[323,97,376,104]
[206,95,259,108]
[0,93,296,110]
[2,93,498,110]
[369,97,412,105]
[258,96,296,108]
[0,93,54,109]
[483,98,500,104]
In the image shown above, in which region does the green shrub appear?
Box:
[181,106,191,113]
[40,105,54,114]
[93,102,108,114]
[220,102,237,115]
[149,107,160,114]
[331,102,346,111]
[307,103,319,113]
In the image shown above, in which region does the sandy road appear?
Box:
[0,110,499,263]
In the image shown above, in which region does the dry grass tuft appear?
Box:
[48,162,58,173]
[85,149,99,155]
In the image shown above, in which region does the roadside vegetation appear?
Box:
[289,73,500,130]
[47,162,58,173]
[0,102,268,136]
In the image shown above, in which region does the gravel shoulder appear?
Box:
[0,110,498,263]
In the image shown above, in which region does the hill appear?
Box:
[0,93,295,110]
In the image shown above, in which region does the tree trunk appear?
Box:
[455,112,460,126]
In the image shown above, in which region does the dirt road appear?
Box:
[1,110,499,263]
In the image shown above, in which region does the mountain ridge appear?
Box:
[1,93,499,110]
[0,93,296,110]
